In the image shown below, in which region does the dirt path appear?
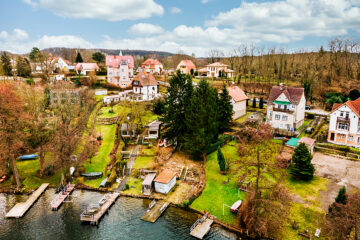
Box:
[313,152,360,211]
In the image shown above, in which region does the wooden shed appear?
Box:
[141,173,156,195]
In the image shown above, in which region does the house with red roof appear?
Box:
[176,59,196,74]
[106,52,134,88]
[226,86,248,119]
[131,72,159,101]
[266,85,305,131]
[328,98,360,147]
[141,58,163,74]
[74,63,99,75]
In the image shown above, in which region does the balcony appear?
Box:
[337,117,350,123]
[273,107,294,113]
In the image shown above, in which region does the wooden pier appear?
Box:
[80,192,120,225]
[50,183,75,211]
[141,201,169,223]
[190,214,214,239]
[6,183,49,218]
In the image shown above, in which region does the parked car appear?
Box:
[305,105,312,110]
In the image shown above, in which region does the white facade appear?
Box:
[232,100,247,119]
[53,58,70,71]
[267,92,305,130]
[95,89,108,96]
[133,85,158,101]
[154,176,176,194]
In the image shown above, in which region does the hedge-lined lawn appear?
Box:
[97,105,125,119]
[123,177,142,194]
[191,141,245,224]
[83,124,116,188]
[16,153,61,189]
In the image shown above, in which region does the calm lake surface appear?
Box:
[0,190,238,240]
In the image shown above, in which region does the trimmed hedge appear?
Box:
[206,135,234,154]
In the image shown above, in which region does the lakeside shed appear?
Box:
[141,173,156,195]
[154,170,176,194]
[147,120,162,139]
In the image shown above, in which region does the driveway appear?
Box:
[306,109,329,116]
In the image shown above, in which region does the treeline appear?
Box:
[161,71,233,160]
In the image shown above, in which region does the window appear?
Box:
[269,111,272,117]
[349,136,354,141]
[282,115,288,121]
[346,112,349,119]
[338,122,349,130]
[358,137,360,144]
[292,104,295,109]
[280,124,284,128]
[340,134,345,139]
[122,69,124,72]
[275,114,280,120]
[358,126,360,133]
[340,111,344,117]
[123,76,125,80]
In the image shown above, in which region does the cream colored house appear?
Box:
[266,86,305,130]
[328,98,360,147]
[198,62,234,78]
[226,86,248,119]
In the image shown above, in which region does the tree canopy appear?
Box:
[75,52,83,63]
[1,52,12,76]
[92,52,105,63]
[290,143,315,180]
[218,84,233,133]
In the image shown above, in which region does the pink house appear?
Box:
[74,63,99,75]
[106,53,134,88]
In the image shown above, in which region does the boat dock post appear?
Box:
[141,201,170,223]
[80,192,120,225]
[50,183,76,211]
[6,183,49,218]
[190,213,214,239]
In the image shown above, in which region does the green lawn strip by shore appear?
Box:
[83,124,116,188]
[123,177,142,194]
[133,147,155,169]
[234,112,251,123]
[191,141,245,224]
[16,153,61,189]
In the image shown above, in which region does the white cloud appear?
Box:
[170,7,182,14]
[206,0,360,42]
[128,23,164,35]
[201,0,209,3]
[24,0,164,21]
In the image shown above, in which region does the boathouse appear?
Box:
[154,170,176,194]
[141,173,156,195]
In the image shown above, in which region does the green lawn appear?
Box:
[191,141,245,224]
[133,147,155,169]
[138,111,159,125]
[16,153,62,190]
[234,111,251,123]
[123,177,142,194]
[87,102,102,128]
[83,124,116,188]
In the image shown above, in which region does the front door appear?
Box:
[330,133,335,141]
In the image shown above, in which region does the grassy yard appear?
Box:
[234,111,251,123]
[83,124,116,188]
[191,141,245,224]
[283,175,328,239]
[123,177,142,194]
[97,105,130,119]
[16,153,62,189]
[133,147,155,169]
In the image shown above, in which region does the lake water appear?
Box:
[0,190,239,240]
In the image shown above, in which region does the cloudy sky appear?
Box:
[0,0,360,56]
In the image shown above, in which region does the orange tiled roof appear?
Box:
[227,86,248,102]
[154,170,176,184]
[331,98,360,117]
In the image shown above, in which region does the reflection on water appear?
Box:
[0,190,238,240]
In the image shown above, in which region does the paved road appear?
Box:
[306,109,329,116]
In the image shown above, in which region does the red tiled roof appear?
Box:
[142,58,163,68]
[133,72,157,86]
[227,86,248,102]
[331,98,360,117]
[154,170,176,184]
[106,55,134,68]
[299,137,315,145]
[268,86,304,104]
[177,60,196,70]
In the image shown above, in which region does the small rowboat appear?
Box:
[81,172,103,179]
[18,154,39,160]
[230,200,242,213]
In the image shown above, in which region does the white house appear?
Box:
[95,89,108,96]
[226,86,248,119]
[132,72,159,101]
[328,98,360,147]
[52,57,71,72]
[154,170,176,194]
[266,86,305,130]
[198,62,234,78]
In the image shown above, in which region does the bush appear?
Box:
[106,168,117,186]
[43,165,55,177]
[97,135,102,141]
[25,78,34,85]
[307,113,315,119]
[125,184,130,190]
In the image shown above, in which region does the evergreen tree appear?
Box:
[218,84,233,133]
[29,47,41,61]
[92,52,105,64]
[290,143,315,180]
[152,99,165,115]
[185,79,219,160]
[217,146,226,171]
[259,97,264,109]
[161,71,193,146]
[44,87,51,109]
[252,97,256,108]
[16,56,31,77]
[1,52,12,76]
[335,186,347,204]
[75,52,83,63]
[349,89,360,101]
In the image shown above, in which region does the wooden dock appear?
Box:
[80,192,120,225]
[190,214,214,239]
[6,183,49,218]
[141,201,169,223]
[50,183,75,211]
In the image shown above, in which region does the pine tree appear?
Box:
[1,52,12,76]
[218,84,233,133]
[75,52,83,63]
[259,97,264,109]
[16,56,31,77]
[290,143,315,180]
[185,79,219,160]
[335,186,347,204]
[217,146,226,172]
[29,47,41,61]
[161,70,193,146]
[252,97,256,108]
